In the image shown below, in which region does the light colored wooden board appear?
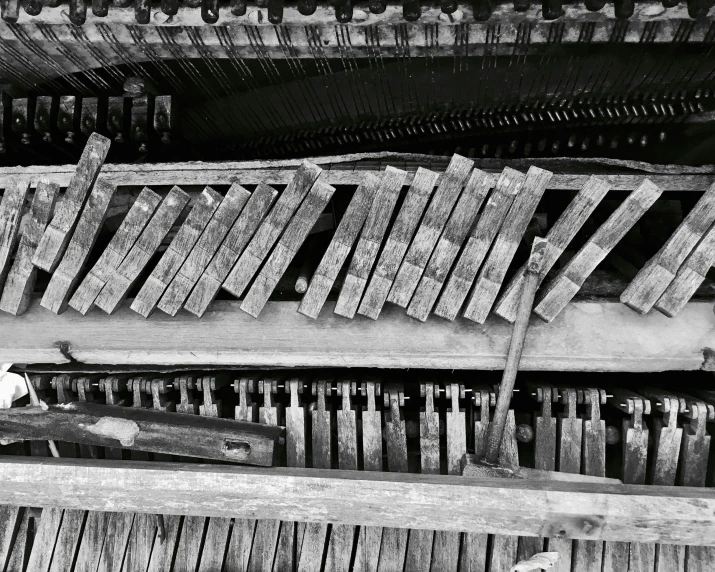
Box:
[0,505,21,572]
[0,179,30,293]
[1,299,713,371]
[25,507,64,572]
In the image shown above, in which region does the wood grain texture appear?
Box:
[158,184,250,316]
[654,222,715,317]
[334,166,407,318]
[184,183,277,318]
[241,181,335,318]
[33,133,111,273]
[299,174,380,320]
[0,179,30,294]
[388,154,474,308]
[494,175,611,323]
[222,161,321,298]
[95,186,190,315]
[25,507,63,572]
[40,179,116,315]
[0,505,20,572]
[463,166,552,324]
[621,181,715,314]
[0,180,57,315]
[68,187,161,315]
[407,169,494,322]
[535,179,663,323]
[358,168,439,321]
[131,186,222,318]
[434,167,525,321]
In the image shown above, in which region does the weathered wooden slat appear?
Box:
[33,133,111,273]
[463,166,552,323]
[158,184,250,316]
[358,168,438,321]
[25,507,64,572]
[47,509,85,572]
[535,180,663,322]
[334,167,407,318]
[434,168,525,321]
[388,154,474,308]
[242,181,335,318]
[0,505,21,572]
[95,186,190,314]
[407,169,494,322]
[299,174,380,320]
[0,179,30,294]
[96,511,134,572]
[40,179,116,314]
[131,186,222,318]
[494,175,611,323]
[222,162,321,298]
[68,188,162,315]
[185,184,277,318]
[73,510,111,572]
[621,182,715,314]
[2,458,715,546]
[0,180,57,315]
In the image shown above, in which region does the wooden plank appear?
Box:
[334,167,407,318]
[387,154,474,308]
[96,512,134,572]
[40,179,116,314]
[434,167,525,321]
[358,168,438,321]
[463,166,552,323]
[222,161,322,298]
[535,179,663,323]
[174,514,206,572]
[654,222,715,317]
[407,169,494,322]
[131,186,222,318]
[0,505,21,572]
[47,509,85,572]
[4,508,30,572]
[95,186,190,315]
[0,180,58,315]
[2,299,712,372]
[146,514,182,572]
[33,133,111,273]
[299,174,380,320]
[68,187,162,315]
[25,507,63,572]
[73,511,111,572]
[225,517,257,572]
[198,517,232,572]
[494,175,611,323]
[241,181,335,318]
[0,179,29,294]
[185,183,277,318]
[621,181,715,314]
[157,184,250,316]
[0,401,282,466]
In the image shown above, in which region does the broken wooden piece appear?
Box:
[0,401,282,466]
[0,179,30,295]
[460,456,620,483]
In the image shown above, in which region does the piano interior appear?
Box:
[0,1,715,571]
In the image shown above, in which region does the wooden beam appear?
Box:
[0,300,712,372]
[0,457,714,546]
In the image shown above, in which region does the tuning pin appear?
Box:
[596,133,605,146]
[658,131,667,143]
[185,0,201,7]
[541,0,562,19]
[368,0,385,12]
[1,0,19,22]
[551,139,560,153]
[472,0,491,20]
[538,138,547,152]
[335,0,353,22]
[231,0,246,14]
[508,139,518,154]
[614,0,633,18]
[610,135,619,148]
[24,0,43,15]
[441,0,457,12]
[202,0,219,22]
[581,137,590,151]
[403,0,420,21]
[92,0,108,15]
[584,0,605,9]
[481,143,489,156]
[134,0,151,24]
[627,132,637,145]
[639,134,648,147]
[516,424,534,443]
[494,144,503,158]
[567,134,577,148]
[606,425,621,445]
[161,0,177,14]
[113,0,133,7]
[523,141,532,156]
[513,0,529,10]
[267,0,282,22]
[687,0,709,18]
[68,0,87,23]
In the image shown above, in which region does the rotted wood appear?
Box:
[0,401,282,465]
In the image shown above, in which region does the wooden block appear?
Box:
[407,169,494,322]
[358,168,439,321]
[388,154,474,308]
[242,182,335,318]
[654,222,715,317]
[434,167,525,321]
[184,183,277,318]
[33,133,111,273]
[69,188,161,315]
[158,184,250,316]
[131,186,222,317]
[41,179,116,314]
[25,507,64,572]
[0,179,30,293]
[622,181,715,314]
[95,186,189,315]
[299,174,381,319]
[223,161,321,298]
[463,166,552,323]
[0,180,58,315]
[494,175,611,323]
[535,179,663,322]
[334,166,407,318]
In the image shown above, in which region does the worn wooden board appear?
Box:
[0,179,30,294]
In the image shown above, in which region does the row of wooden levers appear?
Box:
[2,372,715,572]
[1,132,714,322]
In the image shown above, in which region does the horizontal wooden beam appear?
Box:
[0,457,713,546]
[0,299,712,371]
